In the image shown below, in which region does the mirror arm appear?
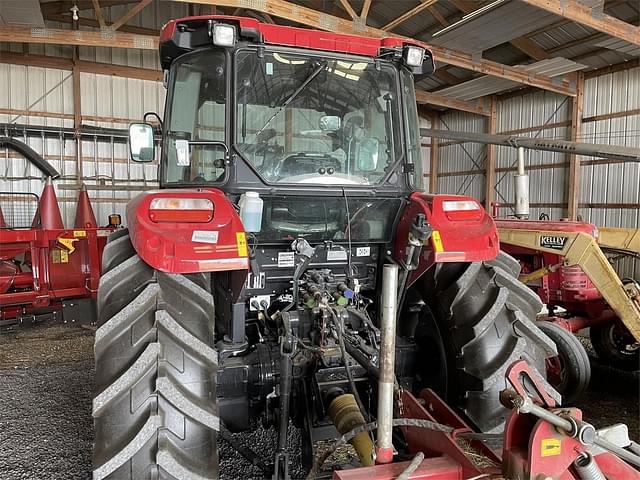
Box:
[143,112,163,132]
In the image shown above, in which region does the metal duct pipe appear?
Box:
[514,147,529,219]
[419,128,640,162]
[376,264,399,464]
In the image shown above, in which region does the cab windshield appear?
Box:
[235,49,402,185]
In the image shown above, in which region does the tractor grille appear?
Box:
[0,192,39,229]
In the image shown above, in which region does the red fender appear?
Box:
[394,193,499,288]
[126,189,249,274]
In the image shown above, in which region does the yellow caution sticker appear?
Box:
[73,230,86,237]
[236,232,248,257]
[60,250,69,263]
[541,438,561,457]
[58,237,79,254]
[431,230,444,253]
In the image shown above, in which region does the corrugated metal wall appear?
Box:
[424,67,639,279]
[580,66,640,279]
[496,89,570,221]
[0,1,190,227]
[437,110,486,199]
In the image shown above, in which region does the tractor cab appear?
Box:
[129,16,434,239]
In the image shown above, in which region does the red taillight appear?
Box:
[441,200,483,221]
[149,198,214,223]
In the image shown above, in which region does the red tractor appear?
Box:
[496,216,640,404]
[92,16,558,479]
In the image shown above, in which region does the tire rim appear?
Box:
[606,323,640,358]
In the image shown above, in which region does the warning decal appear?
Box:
[540,438,561,457]
[431,230,444,253]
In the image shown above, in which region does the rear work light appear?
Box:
[403,46,425,67]
[442,200,483,221]
[149,197,214,223]
[211,23,236,47]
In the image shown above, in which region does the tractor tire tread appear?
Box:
[93,235,217,480]
[420,252,558,432]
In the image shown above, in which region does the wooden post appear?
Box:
[485,96,497,211]
[72,21,83,184]
[567,72,585,220]
[429,113,439,194]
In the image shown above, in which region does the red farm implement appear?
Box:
[0,138,114,326]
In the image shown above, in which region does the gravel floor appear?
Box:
[0,323,637,479]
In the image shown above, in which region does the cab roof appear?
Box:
[159,15,431,70]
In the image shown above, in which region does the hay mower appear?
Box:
[91,15,640,480]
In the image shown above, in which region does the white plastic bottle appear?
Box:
[239,191,264,232]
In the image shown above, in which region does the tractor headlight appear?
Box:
[212,24,236,47]
[403,46,425,67]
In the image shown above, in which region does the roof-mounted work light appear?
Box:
[211,23,236,47]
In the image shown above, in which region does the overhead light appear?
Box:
[212,24,236,47]
[70,4,79,21]
[403,46,425,67]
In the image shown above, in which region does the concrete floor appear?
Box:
[0,323,637,479]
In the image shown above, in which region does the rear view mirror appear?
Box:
[357,137,379,172]
[319,115,341,132]
[129,123,155,162]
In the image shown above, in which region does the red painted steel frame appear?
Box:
[394,193,499,287]
[333,361,640,480]
[0,227,111,318]
[495,218,614,329]
[161,15,429,58]
[126,189,249,274]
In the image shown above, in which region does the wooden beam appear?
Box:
[0,25,158,50]
[485,96,497,210]
[43,13,160,36]
[110,0,153,31]
[415,89,492,116]
[584,58,640,79]
[429,113,439,193]
[336,0,357,20]
[509,37,550,61]
[427,4,449,27]
[383,0,439,32]
[91,0,107,29]
[72,19,83,184]
[0,52,162,81]
[77,60,162,81]
[0,51,73,70]
[567,72,584,221]
[360,0,372,20]
[428,45,575,96]
[40,0,139,16]
[520,0,640,46]
[179,0,576,96]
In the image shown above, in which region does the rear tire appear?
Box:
[93,232,219,480]
[411,251,557,432]
[538,322,591,405]
[590,322,640,371]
